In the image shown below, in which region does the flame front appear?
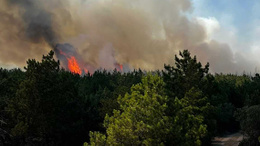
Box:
[67,56,82,75]
[55,44,85,75]
[119,64,123,71]
[55,43,124,75]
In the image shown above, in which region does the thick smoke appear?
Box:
[0,0,258,73]
[54,43,95,73]
[0,0,52,67]
[8,0,57,46]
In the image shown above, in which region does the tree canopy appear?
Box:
[0,50,260,145]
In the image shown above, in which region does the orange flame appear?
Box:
[115,63,123,72]
[119,64,123,71]
[67,56,82,75]
[57,48,83,75]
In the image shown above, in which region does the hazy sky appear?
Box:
[192,0,260,53]
[1,0,260,73]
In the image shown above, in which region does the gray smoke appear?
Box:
[0,0,259,73]
[8,0,57,46]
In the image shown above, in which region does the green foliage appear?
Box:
[6,51,62,143]
[163,50,214,145]
[163,50,209,99]
[244,73,260,106]
[1,49,260,146]
[211,74,251,133]
[235,105,260,145]
[234,74,260,145]
[88,75,170,145]
[169,88,210,146]
[88,75,211,146]
[0,51,145,145]
[0,68,25,137]
[214,74,250,108]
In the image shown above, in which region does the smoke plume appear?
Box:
[0,0,258,73]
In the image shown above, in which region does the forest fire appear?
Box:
[119,64,123,71]
[54,43,123,75]
[67,56,82,75]
[54,43,88,75]
[115,63,123,72]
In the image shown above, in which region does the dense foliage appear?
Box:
[0,50,260,145]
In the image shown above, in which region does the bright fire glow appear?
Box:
[67,56,82,75]
[115,63,123,72]
[119,64,123,71]
[57,47,122,75]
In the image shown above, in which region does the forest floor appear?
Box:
[212,132,244,146]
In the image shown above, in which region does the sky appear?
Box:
[192,0,260,53]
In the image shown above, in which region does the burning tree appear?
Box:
[55,44,89,75]
[54,43,124,75]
